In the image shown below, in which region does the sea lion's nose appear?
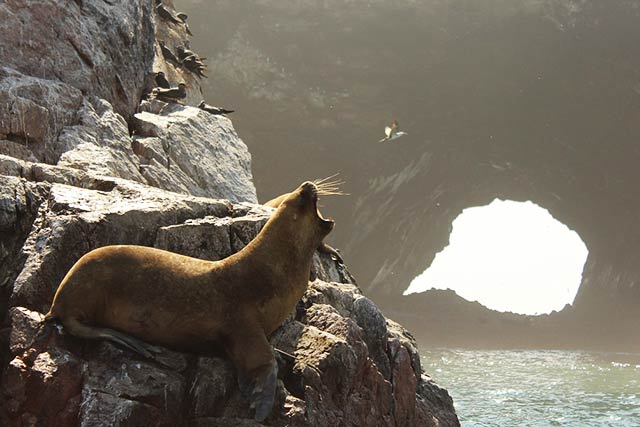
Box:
[301,181,316,195]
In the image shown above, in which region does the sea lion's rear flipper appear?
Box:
[62,317,160,359]
[226,326,278,422]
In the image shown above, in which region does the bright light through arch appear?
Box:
[404,199,589,315]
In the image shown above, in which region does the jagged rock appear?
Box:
[155,209,270,261]
[55,97,145,182]
[0,177,47,321]
[0,0,156,119]
[0,67,83,163]
[133,102,257,203]
[0,0,247,204]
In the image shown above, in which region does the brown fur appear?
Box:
[265,190,343,263]
[45,181,334,421]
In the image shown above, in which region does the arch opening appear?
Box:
[404,199,589,315]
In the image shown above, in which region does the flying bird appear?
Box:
[378,120,407,143]
[154,71,171,89]
[198,100,234,115]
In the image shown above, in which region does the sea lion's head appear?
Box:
[279,181,334,241]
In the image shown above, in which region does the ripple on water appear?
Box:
[421,349,640,427]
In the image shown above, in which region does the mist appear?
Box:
[175,0,640,351]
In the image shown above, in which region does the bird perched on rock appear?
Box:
[154,71,171,89]
[176,46,206,62]
[183,56,207,78]
[156,1,182,25]
[159,41,179,65]
[176,12,193,36]
[378,120,408,142]
[198,101,234,115]
[152,82,187,103]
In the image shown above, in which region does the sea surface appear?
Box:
[420,349,640,427]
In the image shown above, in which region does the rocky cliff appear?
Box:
[0,0,458,425]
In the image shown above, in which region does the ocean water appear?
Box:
[420,349,640,427]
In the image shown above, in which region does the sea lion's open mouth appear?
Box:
[316,204,334,230]
[301,180,336,231]
[311,188,334,229]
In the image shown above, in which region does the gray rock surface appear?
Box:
[134,101,256,203]
[0,0,256,204]
[0,0,156,119]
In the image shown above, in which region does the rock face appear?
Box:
[0,0,156,158]
[0,0,254,203]
[133,101,255,203]
[0,0,458,426]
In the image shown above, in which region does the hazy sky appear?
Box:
[405,199,589,315]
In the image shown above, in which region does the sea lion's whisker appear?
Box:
[316,186,348,196]
[317,189,348,196]
[314,175,342,185]
[315,182,346,193]
[316,181,344,189]
[311,174,349,197]
[313,173,340,186]
[317,187,339,194]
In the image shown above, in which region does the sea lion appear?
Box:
[265,176,345,264]
[44,181,334,421]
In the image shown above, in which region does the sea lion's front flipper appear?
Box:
[225,325,278,421]
[249,359,278,421]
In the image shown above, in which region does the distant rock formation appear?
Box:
[0,0,459,425]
